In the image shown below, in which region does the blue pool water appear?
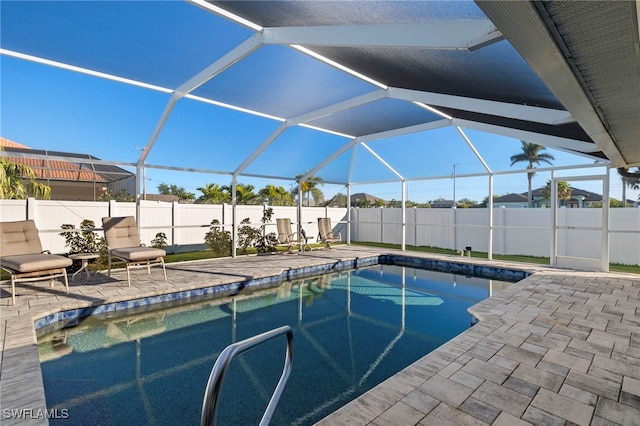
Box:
[37,264,516,425]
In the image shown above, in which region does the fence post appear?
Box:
[414,207,418,247]
[356,207,360,242]
[172,201,178,254]
[108,200,117,217]
[26,197,36,220]
[452,207,457,251]
[502,206,506,255]
[380,208,384,244]
[488,174,494,260]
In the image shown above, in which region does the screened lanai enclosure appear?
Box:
[1,1,639,271]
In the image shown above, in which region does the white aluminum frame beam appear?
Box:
[233,90,385,177]
[174,33,264,98]
[262,21,502,50]
[289,90,386,126]
[300,119,450,182]
[137,34,264,167]
[453,118,600,154]
[233,122,289,178]
[388,87,575,125]
[0,49,282,123]
[359,120,452,143]
[360,143,404,181]
[476,1,625,165]
[1,48,172,92]
[455,127,492,174]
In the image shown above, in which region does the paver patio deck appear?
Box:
[1,246,639,425]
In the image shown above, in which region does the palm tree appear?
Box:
[257,184,294,206]
[157,183,195,202]
[374,198,387,208]
[510,141,555,207]
[196,183,229,204]
[293,175,324,207]
[542,180,572,206]
[618,167,640,207]
[326,192,347,207]
[222,183,258,205]
[0,153,51,199]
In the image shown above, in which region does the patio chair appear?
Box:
[0,220,72,305]
[102,216,167,286]
[317,217,341,248]
[276,218,305,253]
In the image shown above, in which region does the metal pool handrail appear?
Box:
[200,325,294,426]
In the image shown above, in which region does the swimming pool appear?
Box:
[37,264,517,425]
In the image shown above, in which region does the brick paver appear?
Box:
[2,246,639,425]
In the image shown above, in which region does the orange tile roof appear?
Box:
[1,137,109,183]
[0,138,25,149]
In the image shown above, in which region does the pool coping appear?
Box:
[32,254,529,331]
[2,246,638,425]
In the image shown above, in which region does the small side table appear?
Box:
[299,236,313,252]
[69,253,100,281]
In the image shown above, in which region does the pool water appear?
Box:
[37,264,515,425]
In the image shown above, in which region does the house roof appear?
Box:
[527,186,603,202]
[1,138,133,183]
[495,193,529,203]
[351,193,386,204]
[431,200,456,208]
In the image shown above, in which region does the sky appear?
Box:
[1,1,636,205]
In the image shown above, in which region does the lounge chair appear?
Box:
[102,216,167,286]
[276,218,305,253]
[0,220,72,305]
[317,217,341,248]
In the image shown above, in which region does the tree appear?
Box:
[293,175,324,207]
[356,198,372,208]
[196,183,229,204]
[157,183,195,203]
[325,192,347,207]
[510,141,555,208]
[258,184,294,206]
[482,195,500,206]
[542,180,572,206]
[98,189,134,202]
[457,198,478,208]
[374,198,387,208]
[590,199,624,208]
[222,183,258,205]
[618,167,640,207]
[0,152,51,199]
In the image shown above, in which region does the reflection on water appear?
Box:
[38,265,514,425]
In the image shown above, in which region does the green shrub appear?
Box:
[59,219,107,271]
[151,232,168,250]
[59,219,105,254]
[237,208,278,254]
[237,218,261,255]
[204,219,232,257]
[257,207,278,253]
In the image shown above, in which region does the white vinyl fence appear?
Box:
[0,199,347,255]
[2,200,639,265]
[351,207,640,266]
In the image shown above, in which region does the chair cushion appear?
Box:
[0,253,72,273]
[0,220,44,255]
[111,247,166,261]
[102,216,142,249]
